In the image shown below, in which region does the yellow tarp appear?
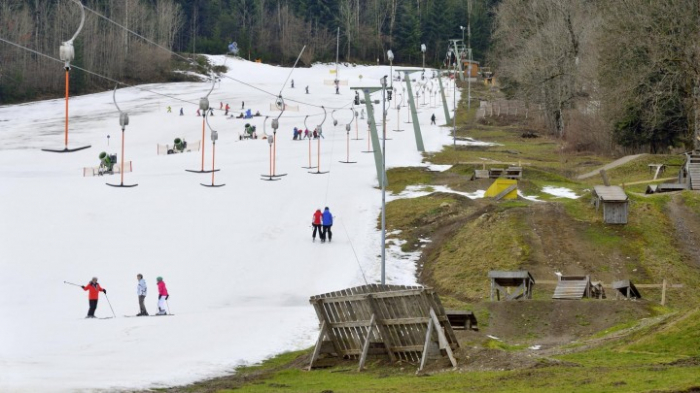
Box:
[485,178,518,199]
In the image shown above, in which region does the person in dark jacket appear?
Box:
[312,209,323,242]
[82,277,106,318]
[322,207,333,243]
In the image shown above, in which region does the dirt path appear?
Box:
[576,153,646,180]
[667,195,700,268]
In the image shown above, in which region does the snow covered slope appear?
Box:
[0,57,458,392]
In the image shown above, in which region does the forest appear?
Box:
[2,0,698,153]
[0,0,495,103]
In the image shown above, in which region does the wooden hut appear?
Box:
[592,186,629,224]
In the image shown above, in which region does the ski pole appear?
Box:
[103,293,116,318]
[166,298,172,315]
[64,281,82,288]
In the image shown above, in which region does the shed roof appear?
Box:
[593,186,628,202]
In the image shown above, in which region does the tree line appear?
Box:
[0,0,496,104]
[491,0,700,154]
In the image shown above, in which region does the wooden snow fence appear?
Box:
[308,285,459,372]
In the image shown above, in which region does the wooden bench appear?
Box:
[445,310,478,331]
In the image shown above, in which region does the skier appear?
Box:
[312,209,323,242]
[82,277,106,318]
[219,102,223,110]
[304,129,310,139]
[305,86,309,94]
[241,101,245,110]
[312,129,319,139]
[196,109,201,117]
[209,108,214,116]
[225,103,230,116]
[322,207,333,243]
[430,114,436,125]
[156,276,169,315]
[179,108,184,116]
[293,127,299,140]
[167,106,172,113]
[291,79,295,88]
[136,274,148,316]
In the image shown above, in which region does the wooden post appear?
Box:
[357,314,376,371]
[600,169,611,187]
[661,279,667,306]
[429,308,457,368]
[308,321,327,371]
[418,318,434,372]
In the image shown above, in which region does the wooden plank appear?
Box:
[357,314,377,371]
[308,321,327,370]
[430,307,457,368]
[419,318,434,372]
[366,295,396,362]
[661,279,667,306]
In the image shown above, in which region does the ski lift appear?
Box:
[187,75,218,174]
[43,0,90,153]
[106,85,137,188]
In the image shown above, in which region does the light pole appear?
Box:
[450,49,457,147]
[421,43,426,69]
[381,75,388,285]
[460,25,465,45]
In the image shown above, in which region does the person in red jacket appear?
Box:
[82,277,106,318]
[312,209,324,242]
[156,277,169,315]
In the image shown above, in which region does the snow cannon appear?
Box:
[174,138,186,152]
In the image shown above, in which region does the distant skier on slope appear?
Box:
[82,277,106,318]
[312,208,323,242]
[136,274,148,316]
[322,207,334,243]
[431,114,436,125]
[156,277,169,315]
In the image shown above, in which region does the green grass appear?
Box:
[212,353,700,393]
[386,167,435,194]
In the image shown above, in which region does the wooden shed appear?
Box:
[488,270,535,301]
[592,186,629,224]
[462,59,480,77]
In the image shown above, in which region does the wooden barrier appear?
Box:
[308,284,459,372]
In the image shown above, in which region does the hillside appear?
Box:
[164,79,700,393]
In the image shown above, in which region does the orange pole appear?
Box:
[269,142,273,176]
[346,132,349,161]
[201,116,206,171]
[64,69,70,148]
[308,137,312,167]
[273,132,277,175]
[120,129,125,185]
[317,136,321,172]
[211,142,216,185]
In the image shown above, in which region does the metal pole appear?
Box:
[453,65,457,147]
[381,76,387,285]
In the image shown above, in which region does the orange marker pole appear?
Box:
[308,137,312,168]
[201,116,206,171]
[273,132,277,175]
[317,137,321,172]
[269,142,273,176]
[211,142,216,185]
[120,129,125,185]
[64,69,70,148]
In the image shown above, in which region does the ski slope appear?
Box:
[0,57,458,392]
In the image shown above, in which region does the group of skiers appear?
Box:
[79,275,169,318]
[293,127,323,140]
[312,207,334,243]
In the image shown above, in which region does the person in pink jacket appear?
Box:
[156,276,169,315]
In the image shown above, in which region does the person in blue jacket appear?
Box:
[322,207,333,243]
